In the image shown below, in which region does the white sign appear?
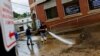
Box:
[0,0,16,52]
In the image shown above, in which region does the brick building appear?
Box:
[29,0,100,39]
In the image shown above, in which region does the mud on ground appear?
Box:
[39,37,100,56]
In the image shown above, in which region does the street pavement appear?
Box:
[16,33,75,56]
[16,36,40,56]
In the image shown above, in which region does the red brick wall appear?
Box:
[51,13,100,32]
[47,0,91,27]
[56,0,65,19]
[46,0,65,27]
[29,0,100,32]
[35,4,47,22]
[79,0,89,15]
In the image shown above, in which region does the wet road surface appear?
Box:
[16,36,40,56]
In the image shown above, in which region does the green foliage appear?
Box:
[13,11,31,19]
[22,13,27,17]
[13,12,21,18]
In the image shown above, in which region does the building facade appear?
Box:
[14,17,32,34]
[29,0,100,39]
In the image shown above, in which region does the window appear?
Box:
[19,26,24,31]
[62,0,80,15]
[22,20,24,22]
[45,7,58,19]
[88,0,100,10]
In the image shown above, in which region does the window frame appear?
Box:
[19,26,24,32]
[88,0,100,14]
[45,6,59,20]
[62,0,81,17]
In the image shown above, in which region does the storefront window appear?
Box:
[62,0,80,15]
[45,7,58,19]
[44,0,58,19]
[88,0,100,10]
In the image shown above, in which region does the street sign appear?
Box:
[0,0,16,52]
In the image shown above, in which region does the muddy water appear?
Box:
[16,32,100,56]
[39,32,100,56]
[39,38,69,56]
[16,38,69,56]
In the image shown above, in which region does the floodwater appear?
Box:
[16,41,31,56]
[16,36,40,56]
[16,32,100,56]
[16,33,73,56]
[16,33,75,56]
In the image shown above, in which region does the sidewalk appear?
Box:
[16,36,40,56]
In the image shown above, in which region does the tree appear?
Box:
[13,12,21,18]
[22,13,27,17]
[13,12,31,19]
